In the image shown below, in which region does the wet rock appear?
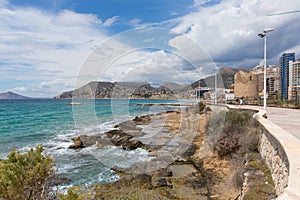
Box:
[51,177,71,185]
[122,140,144,150]
[69,137,85,149]
[117,120,145,137]
[106,129,129,138]
[111,135,132,146]
[79,134,109,147]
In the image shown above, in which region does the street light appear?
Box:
[198,80,201,102]
[258,28,274,113]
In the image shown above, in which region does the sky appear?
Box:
[1,0,300,97]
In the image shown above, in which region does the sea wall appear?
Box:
[257,122,289,194]
[228,105,300,199]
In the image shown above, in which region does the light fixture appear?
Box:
[258,28,274,113]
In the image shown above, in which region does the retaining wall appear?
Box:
[228,105,300,199]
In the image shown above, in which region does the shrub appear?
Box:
[198,102,206,113]
[0,145,54,200]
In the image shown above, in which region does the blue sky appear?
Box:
[1,0,300,97]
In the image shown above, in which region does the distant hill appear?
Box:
[0,91,30,99]
[191,67,250,89]
[56,67,246,99]
[55,81,174,99]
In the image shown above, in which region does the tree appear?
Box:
[0,145,54,200]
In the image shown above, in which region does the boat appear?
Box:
[67,102,81,106]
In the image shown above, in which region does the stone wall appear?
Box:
[234,70,259,99]
[258,125,289,195]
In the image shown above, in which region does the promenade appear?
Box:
[236,105,300,140]
[266,107,300,140]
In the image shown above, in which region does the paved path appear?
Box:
[266,107,300,140]
[235,105,300,140]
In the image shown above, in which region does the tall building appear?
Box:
[289,61,300,100]
[252,65,280,96]
[280,53,295,100]
[292,61,300,86]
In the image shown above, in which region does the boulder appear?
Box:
[155,178,168,188]
[122,140,144,150]
[111,135,132,146]
[133,115,151,125]
[69,137,85,149]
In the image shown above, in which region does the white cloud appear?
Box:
[3,0,300,97]
[194,0,212,7]
[0,2,109,96]
[103,16,119,27]
[9,86,27,93]
[171,0,300,67]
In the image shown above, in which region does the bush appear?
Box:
[198,102,206,113]
[0,145,54,200]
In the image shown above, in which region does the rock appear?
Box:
[117,121,144,136]
[106,129,129,138]
[159,168,173,177]
[69,137,85,149]
[111,135,132,146]
[156,178,168,188]
[215,137,240,156]
[80,134,108,147]
[136,174,152,185]
[133,115,151,125]
[122,140,144,150]
[51,177,71,185]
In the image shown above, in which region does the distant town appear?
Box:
[195,52,300,107]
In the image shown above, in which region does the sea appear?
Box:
[0,98,194,192]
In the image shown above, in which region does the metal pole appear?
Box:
[264,36,267,112]
[198,80,201,102]
[215,68,217,104]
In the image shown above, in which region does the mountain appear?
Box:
[191,67,250,89]
[0,91,30,99]
[56,67,246,99]
[55,81,174,99]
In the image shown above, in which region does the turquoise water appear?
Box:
[0,98,193,190]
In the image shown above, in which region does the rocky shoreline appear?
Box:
[67,104,277,199]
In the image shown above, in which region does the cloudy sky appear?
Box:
[1,0,300,97]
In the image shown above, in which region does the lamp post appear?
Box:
[198,80,201,102]
[258,28,274,112]
[215,67,218,104]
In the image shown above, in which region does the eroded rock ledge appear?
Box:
[67,105,277,199]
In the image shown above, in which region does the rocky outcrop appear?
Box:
[69,137,85,149]
[67,106,277,199]
[68,115,154,150]
[55,81,174,99]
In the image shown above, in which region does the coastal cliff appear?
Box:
[64,104,276,199]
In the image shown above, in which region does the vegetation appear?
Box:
[0,145,54,200]
[212,109,276,199]
[243,153,277,200]
[197,101,206,113]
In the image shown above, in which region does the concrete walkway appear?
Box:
[266,107,300,140]
[237,105,300,140]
